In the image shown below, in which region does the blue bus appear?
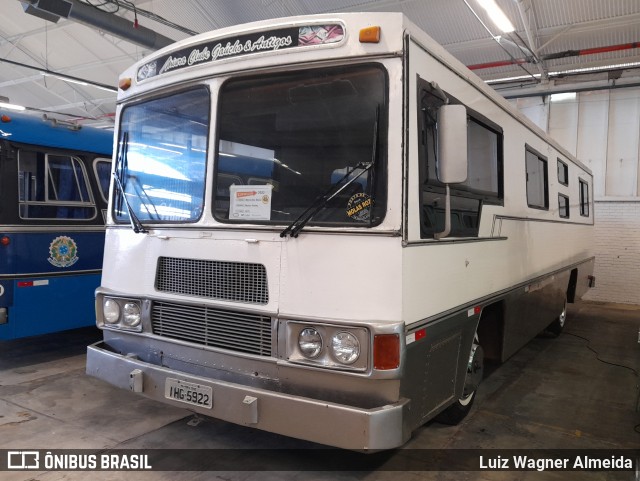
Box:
[0,110,113,339]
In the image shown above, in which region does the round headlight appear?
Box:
[103,298,120,324]
[122,302,141,327]
[298,327,322,359]
[331,331,360,365]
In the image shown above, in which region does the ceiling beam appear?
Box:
[514,0,546,79]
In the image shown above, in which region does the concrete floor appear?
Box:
[0,301,638,481]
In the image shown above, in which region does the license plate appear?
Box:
[164,378,213,409]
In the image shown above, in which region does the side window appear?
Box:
[557,159,568,186]
[465,119,501,197]
[94,158,112,203]
[525,148,548,210]
[18,150,96,220]
[558,194,570,218]
[579,179,590,217]
[417,81,503,239]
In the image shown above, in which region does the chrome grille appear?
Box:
[155,257,269,304]
[151,301,272,356]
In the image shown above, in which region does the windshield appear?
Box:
[114,87,209,224]
[214,64,387,226]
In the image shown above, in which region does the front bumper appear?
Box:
[86,341,410,450]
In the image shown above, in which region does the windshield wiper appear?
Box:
[279,162,373,238]
[280,105,380,238]
[129,175,161,220]
[113,132,147,234]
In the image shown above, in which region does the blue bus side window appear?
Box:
[94,159,112,203]
[18,150,97,220]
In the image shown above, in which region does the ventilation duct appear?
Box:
[20,0,174,50]
[22,2,65,22]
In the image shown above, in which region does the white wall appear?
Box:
[586,201,640,304]
[511,87,640,305]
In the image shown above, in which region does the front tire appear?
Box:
[436,334,484,425]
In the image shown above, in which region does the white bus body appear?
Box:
[87,13,594,450]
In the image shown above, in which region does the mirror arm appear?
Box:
[434,185,452,240]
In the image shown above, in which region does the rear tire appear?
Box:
[436,334,483,425]
[545,298,567,337]
[436,391,476,425]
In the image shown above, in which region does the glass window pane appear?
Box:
[18,150,96,220]
[558,194,569,218]
[114,87,210,223]
[526,150,548,209]
[557,159,568,186]
[94,159,112,202]
[48,155,87,202]
[465,120,499,196]
[214,64,387,226]
[580,180,589,216]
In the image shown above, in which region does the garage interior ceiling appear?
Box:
[1,0,639,128]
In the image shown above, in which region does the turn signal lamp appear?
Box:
[359,26,381,43]
[373,334,400,370]
[119,77,132,91]
[1,115,10,123]
[0,236,10,246]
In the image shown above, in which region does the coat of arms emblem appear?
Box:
[48,236,79,268]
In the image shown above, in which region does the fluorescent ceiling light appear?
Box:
[42,73,88,86]
[41,72,117,92]
[550,92,577,102]
[486,60,640,84]
[549,61,640,76]
[477,0,515,33]
[0,102,26,111]
[486,73,542,84]
[91,84,118,93]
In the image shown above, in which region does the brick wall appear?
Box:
[583,200,640,304]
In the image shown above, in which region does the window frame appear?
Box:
[416,77,504,239]
[557,158,569,186]
[17,150,98,221]
[212,63,389,228]
[558,193,570,219]
[525,145,549,211]
[579,178,590,217]
[112,85,211,226]
[93,157,112,204]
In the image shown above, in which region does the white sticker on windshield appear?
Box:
[230,184,273,220]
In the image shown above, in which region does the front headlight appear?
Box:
[100,296,142,331]
[286,321,369,372]
[298,327,322,358]
[122,302,141,327]
[103,298,121,324]
[331,331,360,364]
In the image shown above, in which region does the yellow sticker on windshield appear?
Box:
[346,193,372,221]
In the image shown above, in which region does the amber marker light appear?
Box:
[359,26,381,43]
[374,334,400,370]
[0,236,10,246]
[1,115,10,123]
[119,77,132,91]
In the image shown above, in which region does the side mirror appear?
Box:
[437,104,468,184]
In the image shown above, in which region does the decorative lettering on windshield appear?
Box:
[137,24,345,82]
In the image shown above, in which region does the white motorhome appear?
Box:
[87,12,595,450]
